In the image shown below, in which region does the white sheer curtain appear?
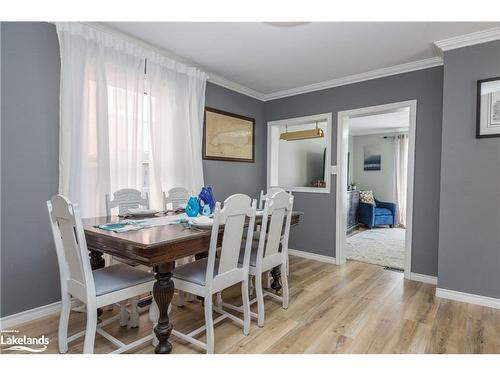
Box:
[393,133,409,227]
[56,23,207,217]
[145,55,207,209]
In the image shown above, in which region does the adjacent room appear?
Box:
[345,106,411,271]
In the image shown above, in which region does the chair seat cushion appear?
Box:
[172,258,219,286]
[93,264,154,296]
[374,207,393,216]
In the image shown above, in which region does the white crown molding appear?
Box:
[80,22,445,103]
[409,272,438,285]
[436,288,500,310]
[207,73,265,101]
[288,248,336,264]
[434,27,500,52]
[262,57,443,101]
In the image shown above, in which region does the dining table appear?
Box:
[83,211,303,354]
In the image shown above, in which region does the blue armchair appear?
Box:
[358,198,397,229]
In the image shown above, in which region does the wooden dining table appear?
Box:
[83,211,302,354]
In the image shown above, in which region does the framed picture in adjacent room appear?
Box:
[363,144,382,171]
[203,107,255,162]
[476,76,500,138]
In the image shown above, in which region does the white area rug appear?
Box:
[346,228,405,269]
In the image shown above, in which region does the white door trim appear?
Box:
[335,100,417,280]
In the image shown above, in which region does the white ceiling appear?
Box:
[348,109,409,136]
[103,22,499,97]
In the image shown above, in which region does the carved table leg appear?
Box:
[89,249,105,316]
[152,262,174,354]
[271,266,282,295]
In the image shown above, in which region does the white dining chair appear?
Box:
[255,186,289,287]
[170,194,256,354]
[104,188,151,317]
[223,190,293,327]
[258,186,286,210]
[163,187,194,306]
[163,187,189,211]
[47,195,155,354]
[105,188,149,216]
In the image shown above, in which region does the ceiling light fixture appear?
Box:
[280,122,324,141]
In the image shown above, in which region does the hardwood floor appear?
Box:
[3,256,499,354]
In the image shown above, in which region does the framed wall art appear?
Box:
[476,76,500,138]
[203,107,255,162]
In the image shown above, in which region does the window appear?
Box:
[267,113,332,193]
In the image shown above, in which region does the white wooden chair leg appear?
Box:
[204,295,215,354]
[129,296,140,328]
[58,292,71,353]
[263,271,272,289]
[281,263,289,309]
[83,303,97,354]
[173,291,186,307]
[241,279,251,335]
[149,299,159,347]
[119,301,128,327]
[249,275,255,296]
[215,292,223,310]
[255,273,265,328]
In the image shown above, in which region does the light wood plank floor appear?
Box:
[3,257,499,354]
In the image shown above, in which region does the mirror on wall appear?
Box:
[267,113,332,193]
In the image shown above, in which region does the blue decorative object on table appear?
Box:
[201,204,211,216]
[198,186,216,214]
[186,196,200,217]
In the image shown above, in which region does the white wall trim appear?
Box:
[336,100,417,278]
[434,27,500,52]
[0,300,69,330]
[436,288,500,310]
[262,57,443,101]
[409,273,438,285]
[288,249,336,264]
[208,73,265,101]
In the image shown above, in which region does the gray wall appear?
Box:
[265,67,444,277]
[1,22,61,317]
[438,40,500,299]
[204,82,266,201]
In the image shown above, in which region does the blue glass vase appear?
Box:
[185,196,200,217]
[198,186,216,214]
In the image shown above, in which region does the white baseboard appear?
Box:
[0,299,79,330]
[409,272,438,285]
[436,288,500,309]
[288,249,336,264]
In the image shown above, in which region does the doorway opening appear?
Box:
[336,100,416,279]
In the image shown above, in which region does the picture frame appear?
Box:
[363,144,382,171]
[203,107,255,162]
[476,76,500,138]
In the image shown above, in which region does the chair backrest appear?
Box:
[105,188,149,216]
[205,194,256,289]
[258,187,286,209]
[163,187,189,211]
[255,191,294,267]
[47,195,95,301]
